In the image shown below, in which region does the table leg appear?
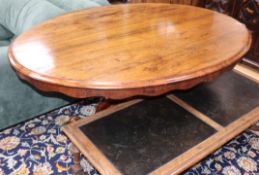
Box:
[69,144,85,175]
[64,116,84,174]
[65,99,111,174]
[96,98,111,112]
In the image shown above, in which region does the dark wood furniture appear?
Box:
[129,0,259,69]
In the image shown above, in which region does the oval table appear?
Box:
[8,3,252,175]
[9,4,251,100]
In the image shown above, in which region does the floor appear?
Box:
[0,98,258,175]
[0,68,258,175]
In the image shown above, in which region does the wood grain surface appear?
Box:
[8,4,251,99]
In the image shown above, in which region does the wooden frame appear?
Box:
[63,101,258,175]
[63,66,258,175]
[234,64,259,83]
[63,100,142,175]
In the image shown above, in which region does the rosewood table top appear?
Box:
[8,4,251,99]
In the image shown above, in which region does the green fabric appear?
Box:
[0,40,10,47]
[0,0,65,35]
[0,24,13,40]
[0,46,70,130]
[0,0,107,130]
[91,0,110,6]
[47,0,101,12]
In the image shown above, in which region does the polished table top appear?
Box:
[9,4,251,99]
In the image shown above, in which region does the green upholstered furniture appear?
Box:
[0,0,109,130]
[0,25,13,40]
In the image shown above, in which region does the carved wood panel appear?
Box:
[236,0,259,30]
[236,0,259,67]
[203,0,238,16]
[128,0,169,3]
[170,0,201,5]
